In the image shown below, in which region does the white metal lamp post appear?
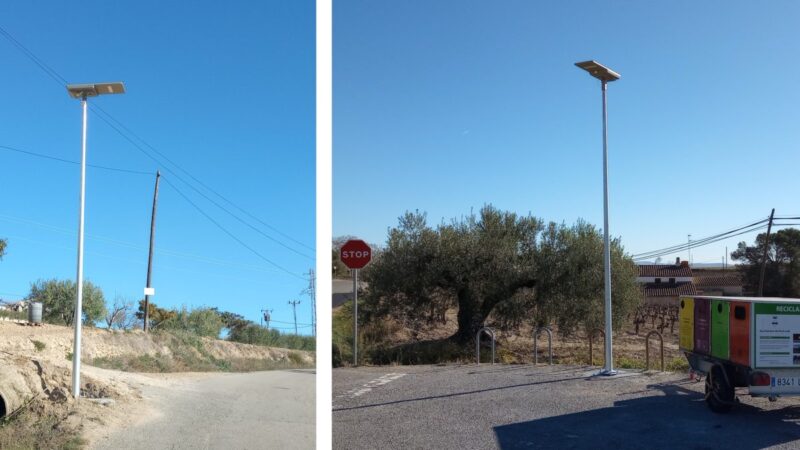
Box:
[575,60,620,376]
[66,82,125,399]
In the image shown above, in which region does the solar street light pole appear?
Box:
[66,82,125,399]
[575,61,619,376]
[600,78,615,376]
[71,93,88,399]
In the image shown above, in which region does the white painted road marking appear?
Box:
[336,373,407,401]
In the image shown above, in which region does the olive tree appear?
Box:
[364,206,540,343]
[363,206,641,343]
[28,278,107,326]
[533,220,640,334]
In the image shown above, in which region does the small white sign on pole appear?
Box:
[144,287,155,296]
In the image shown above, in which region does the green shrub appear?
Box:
[31,340,46,352]
[228,324,315,351]
[159,306,224,338]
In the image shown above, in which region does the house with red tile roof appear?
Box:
[636,258,744,305]
[637,259,697,306]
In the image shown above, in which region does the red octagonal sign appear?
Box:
[340,239,372,269]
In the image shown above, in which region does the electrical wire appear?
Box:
[161,176,307,281]
[633,224,768,261]
[269,319,313,326]
[0,144,152,175]
[0,24,315,260]
[0,213,291,275]
[632,218,769,259]
[87,108,314,261]
[633,221,800,262]
[90,103,316,254]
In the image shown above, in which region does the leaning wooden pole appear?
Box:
[758,208,775,297]
[143,171,161,331]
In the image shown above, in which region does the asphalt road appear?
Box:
[333,364,800,449]
[93,370,315,450]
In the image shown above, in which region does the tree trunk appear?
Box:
[451,278,536,344]
[453,288,485,343]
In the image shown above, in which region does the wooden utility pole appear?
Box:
[143,171,161,331]
[288,300,301,335]
[308,269,316,337]
[758,208,776,297]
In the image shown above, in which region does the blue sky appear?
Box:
[0,1,315,333]
[334,0,800,266]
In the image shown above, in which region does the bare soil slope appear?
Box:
[0,321,314,448]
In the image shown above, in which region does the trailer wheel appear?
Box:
[705,365,734,413]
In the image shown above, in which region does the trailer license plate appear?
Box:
[774,377,797,387]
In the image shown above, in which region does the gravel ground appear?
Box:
[333,364,800,449]
[92,369,315,450]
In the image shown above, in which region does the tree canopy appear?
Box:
[362,206,640,342]
[136,299,177,328]
[732,228,800,296]
[28,278,107,326]
[159,306,225,338]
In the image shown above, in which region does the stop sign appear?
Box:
[340,239,372,269]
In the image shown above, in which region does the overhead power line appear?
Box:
[0,25,67,85]
[633,219,800,262]
[90,103,316,254]
[161,176,306,281]
[269,319,313,326]
[632,218,769,260]
[634,224,768,261]
[0,24,315,260]
[87,107,314,261]
[2,141,314,267]
[0,144,152,175]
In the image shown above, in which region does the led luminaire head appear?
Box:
[66,82,126,99]
[575,61,620,82]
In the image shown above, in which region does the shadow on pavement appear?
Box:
[494,381,800,450]
[466,365,592,377]
[333,375,588,412]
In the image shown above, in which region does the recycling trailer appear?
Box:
[680,295,800,413]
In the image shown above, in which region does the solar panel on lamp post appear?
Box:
[575,61,619,376]
[65,82,125,399]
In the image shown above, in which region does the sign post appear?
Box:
[340,239,372,367]
[353,269,359,366]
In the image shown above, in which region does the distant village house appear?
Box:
[637,258,743,306]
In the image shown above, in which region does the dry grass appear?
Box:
[0,399,87,450]
[87,334,314,373]
[0,310,26,321]
[348,307,690,371]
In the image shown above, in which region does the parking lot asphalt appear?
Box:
[333,364,800,449]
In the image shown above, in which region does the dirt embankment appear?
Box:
[0,321,314,448]
[0,321,313,366]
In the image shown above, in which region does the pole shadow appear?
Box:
[493,381,800,449]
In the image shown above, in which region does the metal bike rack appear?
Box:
[645,330,665,371]
[588,328,605,366]
[534,327,553,365]
[476,327,496,365]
